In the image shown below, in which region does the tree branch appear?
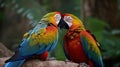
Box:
[0,43,13,57]
[0,43,89,67]
[0,57,80,67]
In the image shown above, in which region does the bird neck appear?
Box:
[69,25,85,32]
[44,25,58,44]
[65,25,85,40]
[49,17,58,27]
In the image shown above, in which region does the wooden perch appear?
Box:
[0,57,90,67]
[0,43,89,67]
[22,59,79,67]
[0,57,80,67]
[0,43,13,57]
[0,57,10,67]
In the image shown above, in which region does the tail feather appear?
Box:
[93,59,104,67]
[5,60,25,67]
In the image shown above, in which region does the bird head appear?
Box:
[62,13,85,31]
[40,12,69,29]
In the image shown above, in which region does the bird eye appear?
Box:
[67,16,72,21]
[54,14,61,24]
[64,16,72,27]
[64,16,72,23]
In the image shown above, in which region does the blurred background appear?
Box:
[0,0,120,67]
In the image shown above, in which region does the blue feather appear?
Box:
[48,34,58,51]
[5,21,59,67]
[5,60,25,67]
[81,36,104,67]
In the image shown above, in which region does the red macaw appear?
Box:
[63,13,104,67]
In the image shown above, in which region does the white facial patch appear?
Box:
[54,14,61,24]
[64,16,72,27]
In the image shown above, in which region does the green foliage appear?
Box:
[60,0,81,18]
[85,17,109,40]
[41,0,81,17]
[51,29,67,60]
[85,17,120,60]
[2,0,47,26]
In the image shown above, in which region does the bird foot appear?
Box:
[64,60,72,64]
[78,63,90,67]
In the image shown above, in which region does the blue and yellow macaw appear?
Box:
[62,13,104,67]
[4,12,68,67]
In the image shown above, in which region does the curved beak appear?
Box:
[58,18,69,29]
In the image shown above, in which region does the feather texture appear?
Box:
[5,12,60,67]
[63,13,104,67]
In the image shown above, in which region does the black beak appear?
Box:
[58,18,69,29]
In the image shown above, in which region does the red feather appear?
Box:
[27,51,48,61]
[64,30,94,67]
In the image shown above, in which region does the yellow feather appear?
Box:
[23,32,29,38]
[29,29,58,46]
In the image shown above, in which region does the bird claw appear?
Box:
[78,63,90,67]
[65,60,71,64]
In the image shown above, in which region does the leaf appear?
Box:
[3,0,48,26]
[50,29,67,60]
[85,17,120,59]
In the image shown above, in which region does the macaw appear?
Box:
[62,13,104,67]
[4,12,68,67]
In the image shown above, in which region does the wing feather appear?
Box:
[6,23,58,62]
[80,31,104,67]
